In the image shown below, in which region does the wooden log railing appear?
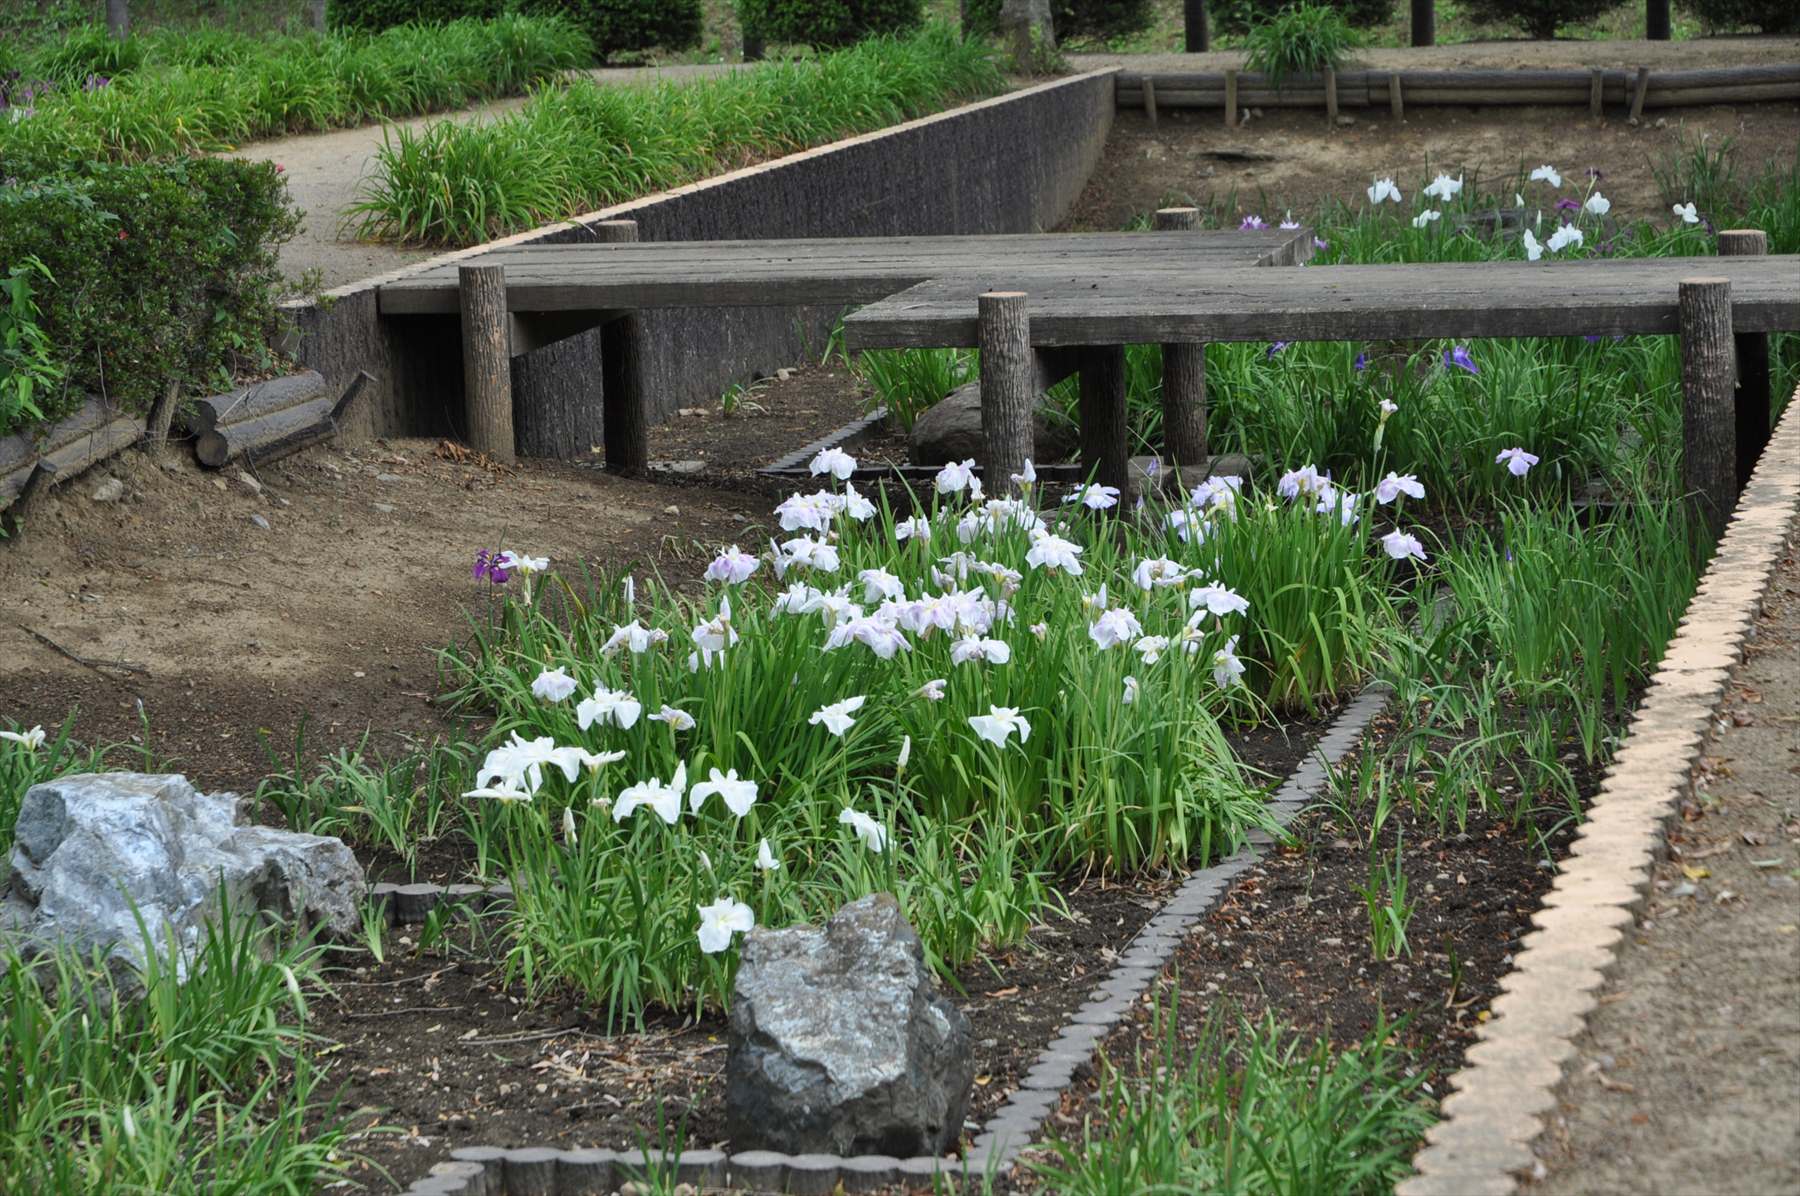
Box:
[1114,64,1800,119]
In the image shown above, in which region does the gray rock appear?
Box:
[726,893,972,1157]
[89,476,125,503]
[3,773,364,987]
[908,382,1075,468]
[249,513,271,531]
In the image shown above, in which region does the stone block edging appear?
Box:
[393,682,1394,1194]
[1399,386,1800,1196]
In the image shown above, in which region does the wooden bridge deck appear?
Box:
[375,229,1315,317]
[841,254,1800,349]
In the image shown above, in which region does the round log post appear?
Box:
[1388,73,1404,120]
[1224,69,1239,128]
[1154,207,1208,475]
[459,264,515,463]
[1078,345,1129,493]
[1410,0,1433,47]
[1184,0,1209,52]
[1679,277,1736,541]
[978,292,1033,496]
[1646,0,1671,40]
[1629,65,1651,122]
[1143,77,1159,128]
[1324,68,1339,124]
[1589,68,1605,117]
[595,220,650,475]
[1718,229,1771,487]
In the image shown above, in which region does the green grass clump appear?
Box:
[0,15,590,164]
[351,22,1005,245]
[1242,3,1361,90]
[1035,995,1434,1195]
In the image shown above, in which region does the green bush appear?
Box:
[1242,3,1361,89]
[329,0,703,57]
[0,156,298,436]
[1678,0,1799,32]
[962,0,1154,43]
[1210,0,1391,35]
[1454,0,1619,38]
[737,0,925,49]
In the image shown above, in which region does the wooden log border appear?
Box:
[1399,383,1800,1196]
[1114,63,1800,114]
[389,683,1396,1195]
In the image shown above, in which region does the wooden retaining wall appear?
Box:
[1118,63,1800,118]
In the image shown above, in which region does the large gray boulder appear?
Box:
[726,893,973,1157]
[909,381,1077,468]
[2,773,364,983]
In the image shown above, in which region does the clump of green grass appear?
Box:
[350,22,1004,246]
[1242,3,1361,90]
[855,347,976,430]
[1,716,146,852]
[0,15,589,164]
[1034,994,1434,1195]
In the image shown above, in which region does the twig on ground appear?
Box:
[17,624,150,679]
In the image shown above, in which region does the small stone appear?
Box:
[776,368,794,381]
[249,513,271,531]
[663,505,680,516]
[652,459,705,475]
[1335,114,1356,126]
[375,472,404,483]
[89,477,125,503]
[212,478,228,491]
[234,470,262,494]
[373,503,396,514]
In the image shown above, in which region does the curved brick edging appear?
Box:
[391,683,1394,1195]
[1400,387,1800,1196]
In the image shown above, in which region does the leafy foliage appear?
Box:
[1455,0,1622,39]
[736,0,925,49]
[1210,0,1392,36]
[1242,3,1361,90]
[961,0,1156,43]
[329,0,702,58]
[1678,0,1800,31]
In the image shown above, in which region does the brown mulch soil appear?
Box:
[311,708,1337,1190]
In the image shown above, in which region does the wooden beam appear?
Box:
[1680,277,1736,540]
[459,264,515,463]
[595,220,648,474]
[1143,76,1158,128]
[1718,229,1772,488]
[1589,68,1604,117]
[978,292,1034,495]
[1154,208,1208,473]
[1324,68,1338,125]
[1629,66,1651,122]
[1078,345,1129,492]
[1389,72,1404,120]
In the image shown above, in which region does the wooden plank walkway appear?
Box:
[842,255,1800,348]
[375,229,1314,316]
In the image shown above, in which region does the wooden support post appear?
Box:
[511,222,631,461]
[1646,0,1671,40]
[1410,0,1433,46]
[144,379,181,444]
[1,461,57,538]
[1324,68,1338,125]
[1183,0,1209,52]
[1589,68,1604,117]
[595,220,649,475]
[1629,66,1651,122]
[459,264,515,464]
[978,292,1033,496]
[1718,229,1771,487]
[1143,77,1159,128]
[1224,69,1238,128]
[1078,345,1129,493]
[1154,208,1208,475]
[1388,72,1404,120]
[1679,277,1736,541]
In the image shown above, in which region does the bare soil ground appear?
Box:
[1065,100,1800,233]
[1529,535,1800,1196]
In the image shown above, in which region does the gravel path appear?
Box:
[1069,36,1800,74]
[1529,532,1800,1196]
[226,63,740,287]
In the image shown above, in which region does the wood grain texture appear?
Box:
[1078,345,1129,491]
[0,398,136,477]
[179,371,330,437]
[1153,207,1207,469]
[459,264,515,463]
[195,397,334,468]
[844,255,1800,350]
[596,220,648,474]
[1718,229,1772,488]
[979,292,1033,496]
[1680,277,1736,541]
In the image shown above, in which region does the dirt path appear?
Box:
[1528,535,1800,1196]
[1069,37,1800,74]
[226,63,739,287]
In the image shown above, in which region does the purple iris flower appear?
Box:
[1266,341,1290,358]
[1313,236,1329,251]
[1240,215,1269,230]
[472,548,510,584]
[1354,351,1368,372]
[1443,345,1479,375]
[1555,198,1581,212]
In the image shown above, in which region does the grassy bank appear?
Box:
[350,22,1005,245]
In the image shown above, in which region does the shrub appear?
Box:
[330,0,704,57]
[1678,0,1799,32]
[0,155,298,435]
[736,0,925,49]
[1242,3,1361,89]
[1455,0,1620,39]
[1210,0,1391,35]
[962,0,1155,43]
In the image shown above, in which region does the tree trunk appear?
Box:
[1154,208,1208,475]
[999,0,1053,73]
[106,0,129,38]
[978,292,1033,496]
[307,0,327,34]
[1183,0,1209,52]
